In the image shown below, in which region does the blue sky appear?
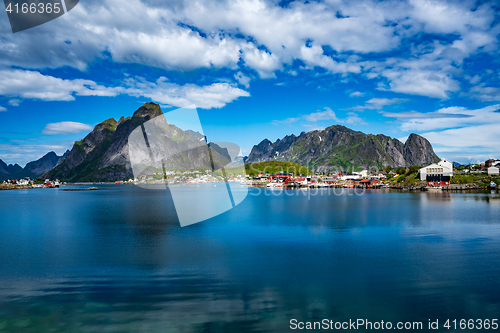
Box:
[1,0,499,166]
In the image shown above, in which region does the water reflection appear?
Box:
[0,186,499,332]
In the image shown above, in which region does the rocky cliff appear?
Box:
[247,125,439,172]
[45,103,231,182]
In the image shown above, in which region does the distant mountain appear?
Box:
[227,155,248,168]
[185,130,205,141]
[45,103,231,182]
[0,160,24,181]
[247,125,439,172]
[0,151,68,181]
[24,151,69,177]
[0,160,23,175]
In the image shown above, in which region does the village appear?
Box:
[245,158,500,190]
[2,158,499,191]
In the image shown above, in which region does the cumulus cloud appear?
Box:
[0,106,6,112]
[0,69,249,109]
[299,44,360,74]
[470,85,500,102]
[304,107,340,122]
[121,76,249,109]
[0,69,118,101]
[242,46,282,78]
[0,0,498,101]
[377,67,461,99]
[42,122,94,135]
[234,72,251,88]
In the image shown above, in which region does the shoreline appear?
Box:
[1,183,496,193]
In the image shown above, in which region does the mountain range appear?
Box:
[0,151,68,181]
[247,125,439,172]
[45,103,231,182]
[2,103,441,182]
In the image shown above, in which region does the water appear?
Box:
[0,185,499,332]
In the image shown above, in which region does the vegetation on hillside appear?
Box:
[245,161,313,177]
[452,173,500,187]
[387,165,425,186]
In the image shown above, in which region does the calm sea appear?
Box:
[0,185,499,332]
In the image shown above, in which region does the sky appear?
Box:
[0,0,499,166]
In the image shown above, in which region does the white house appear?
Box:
[419,158,453,181]
[16,178,30,186]
[487,166,499,176]
[353,169,368,178]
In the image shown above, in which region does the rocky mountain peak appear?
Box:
[132,102,163,120]
[403,133,439,166]
[98,118,118,128]
[248,126,440,172]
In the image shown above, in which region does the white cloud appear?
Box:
[42,122,94,135]
[350,91,365,97]
[304,107,340,122]
[121,76,249,109]
[273,107,365,126]
[0,106,6,112]
[470,85,500,102]
[345,112,367,125]
[8,99,21,106]
[303,124,326,131]
[299,44,360,74]
[0,0,498,102]
[0,69,118,101]
[382,110,470,119]
[107,28,242,71]
[382,104,500,132]
[0,69,249,109]
[0,142,72,167]
[350,97,408,111]
[381,104,500,160]
[377,67,460,99]
[423,124,500,158]
[242,46,282,78]
[409,0,494,35]
[234,72,251,88]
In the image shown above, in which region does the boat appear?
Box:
[426,186,442,191]
[489,181,497,189]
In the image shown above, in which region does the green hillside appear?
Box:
[244,161,313,177]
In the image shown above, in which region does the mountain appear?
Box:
[0,160,23,175]
[247,125,439,172]
[45,103,231,182]
[0,160,24,181]
[0,150,68,181]
[185,130,205,141]
[24,151,69,177]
